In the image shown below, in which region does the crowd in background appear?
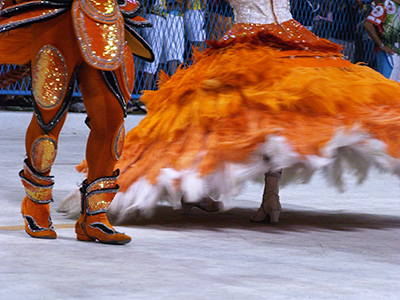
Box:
[0,0,393,112]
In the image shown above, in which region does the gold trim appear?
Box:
[0,223,75,231]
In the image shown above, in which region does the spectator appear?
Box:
[206,0,233,41]
[291,0,318,30]
[313,0,334,39]
[354,0,377,67]
[184,0,206,65]
[363,0,400,80]
[141,0,185,90]
[333,0,359,42]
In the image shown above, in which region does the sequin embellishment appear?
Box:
[112,123,125,161]
[32,46,67,109]
[31,135,57,173]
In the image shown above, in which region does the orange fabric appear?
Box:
[113,30,400,192]
[21,196,57,239]
[0,28,32,65]
[25,13,81,171]
[72,0,125,70]
[78,64,125,182]
[25,12,124,183]
[0,0,141,240]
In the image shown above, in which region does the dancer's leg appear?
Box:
[74,64,131,244]
[21,13,82,239]
[251,171,282,223]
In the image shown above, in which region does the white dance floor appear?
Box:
[1,111,400,299]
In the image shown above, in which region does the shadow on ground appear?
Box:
[114,204,400,233]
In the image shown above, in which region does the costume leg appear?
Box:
[74,64,130,244]
[376,51,393,79]
[141,14,164,89]
[251,171,282,223]
[390,53,400,82]
[20,13,82,239]
[20,159,56,239]
[165,14,184,75]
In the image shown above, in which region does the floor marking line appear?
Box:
[0,223,75,231]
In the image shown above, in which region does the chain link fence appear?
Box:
[0,0,378,109]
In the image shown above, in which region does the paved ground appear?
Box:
[1,110,400,300]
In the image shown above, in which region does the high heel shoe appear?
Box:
[251,171,282,223]
[181,196,224,215]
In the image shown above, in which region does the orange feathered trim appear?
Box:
[156,70,171,89]
[75,159,88,174]
[113,40,400,192]
[0,28,31,65]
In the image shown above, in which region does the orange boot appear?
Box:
[20,160,57,239]
[75,171,131,245]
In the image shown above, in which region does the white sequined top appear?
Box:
[229,0,292,24]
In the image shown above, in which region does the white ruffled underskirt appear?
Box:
[57,128,400,223]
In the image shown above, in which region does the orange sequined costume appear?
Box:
[0,0,153,243]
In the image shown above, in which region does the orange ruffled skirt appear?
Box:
[85,20,400,219]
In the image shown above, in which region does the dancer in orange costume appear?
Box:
[0,0,153,244]
[67,0,400,225]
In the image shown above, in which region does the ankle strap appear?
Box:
[83,170,120,215]
[19,161,54,204]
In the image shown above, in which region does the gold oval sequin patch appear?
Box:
[31,135,58,173]
[32,46,67,109]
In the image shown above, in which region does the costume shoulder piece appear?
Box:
[0,0,154,66]
[120,0,154,62]
[0,0,71,34]
[71,0,125,70]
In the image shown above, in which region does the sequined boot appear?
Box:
[75,171,131,245]
[251,171,282,223]
[20,160,57,239]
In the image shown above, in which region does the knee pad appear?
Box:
[111,122,125,161]
[20,159,54,204]
[31,45,78,133]
[30,134,57,173]
[32,45,68,109]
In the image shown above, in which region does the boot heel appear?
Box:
[76,233,95,242]
[75,220,94,242]
[269,210,281,223]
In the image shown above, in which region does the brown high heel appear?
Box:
[181,196,224,215]
[251,171,282,223]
